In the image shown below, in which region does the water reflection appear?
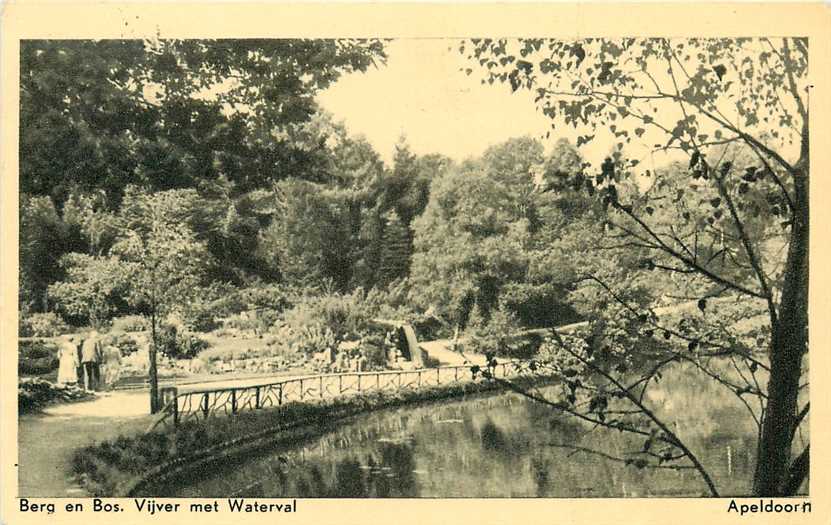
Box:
[174,371,774,498]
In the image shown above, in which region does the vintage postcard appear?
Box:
[1,2,829,524]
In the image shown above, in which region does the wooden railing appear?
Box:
[156,361,524,429]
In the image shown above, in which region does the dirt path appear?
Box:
[16,371,364,497]
[16,372,299,496]
[18,405,152,497]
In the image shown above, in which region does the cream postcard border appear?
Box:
[1,3,829,524]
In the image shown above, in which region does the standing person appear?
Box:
[80,330,102,391]
[100,335,123,389]
[56,335,80,385]
[75,336,85,389]
[357,350,367,373]
[93,335,104,389]
[334,350,347,373]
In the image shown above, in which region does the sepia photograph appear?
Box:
[6,7,819,507]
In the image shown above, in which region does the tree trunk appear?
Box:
[149,309,160,414]
[752,162,809,496]
[779,445,809,496]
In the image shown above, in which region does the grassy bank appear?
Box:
[71,374,557,496]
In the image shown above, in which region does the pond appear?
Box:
[172,363,782,498]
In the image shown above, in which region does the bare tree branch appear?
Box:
[547,442,695,471]
[791,402,809,442]
[610,203,768,300]
[544,329,720,496]
[711,167,779,327]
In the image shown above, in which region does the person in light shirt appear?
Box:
[56,335,80,386]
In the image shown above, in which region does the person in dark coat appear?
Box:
[80,330,103,391]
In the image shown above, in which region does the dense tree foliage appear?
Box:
[377,211,411,286]
[21,39,386,207]
[20,40,388,310]
[410,137,600,332]
[47,254,130,327]
[19,196,71,312]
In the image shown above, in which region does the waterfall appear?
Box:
[400,324,423,367]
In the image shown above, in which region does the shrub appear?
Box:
[288,324,338,357]
[183,284,291,333]
[258,309,281,330]
[239,284,292,311]
[411,314,447,341]
[467,305,537,359]
[18,312,70,337]
[157,325,210,360]
[183,304,222,333]
[111,315,149,333]
[102,332,140,357]
[18,340,60,375]
[19,377,91,413]
[362,280,415,319]
[280,291,370,346]
[175,337,209,361]
[20,339,58,360]
[360,335,388,369]
[199,346,255,363]
[47,253,130,327]
[505,333,543,360]
[19,356,59,376]
[117,338,140,357]
[181,287,241,332]
[222,310,280,333]
[219,314,245,331]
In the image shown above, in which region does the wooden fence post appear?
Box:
[173,395,179,427]
[320,376,324,399]
[231,389,237,414]
[255,386,261,409]
[202,392,209,419]
[278,384,283,406]
[300,379,305,401]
